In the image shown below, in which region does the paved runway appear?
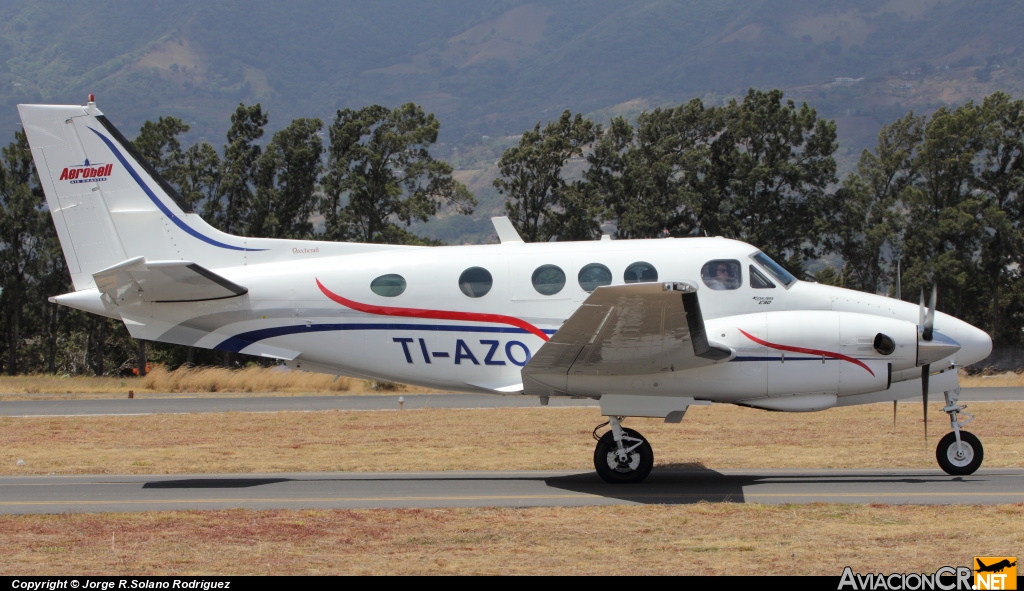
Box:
[0,393,595,416]
[3,389,1019,515]
[1,387,1020,416]
[1,468,1021,514]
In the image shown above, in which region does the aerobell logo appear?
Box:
[59,159,113,184]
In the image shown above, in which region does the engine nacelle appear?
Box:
[708,310,920,407]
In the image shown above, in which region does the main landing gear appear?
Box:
[936,388,983,476]
[593,416,653,484]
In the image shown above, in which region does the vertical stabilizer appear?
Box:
[17,99,257,291]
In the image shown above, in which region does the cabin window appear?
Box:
[624,261,658,284]
[701,260,741,291]
[532,264,566,295]
[751,252,796,287]
[370,274,407,297]
[749,265,776,289]
[459,267,493,298]
[578,263,612,292]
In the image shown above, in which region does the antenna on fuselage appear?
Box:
[491,216,524,243]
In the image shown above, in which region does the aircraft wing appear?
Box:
[522,282,730,397]
[93,256,247,303]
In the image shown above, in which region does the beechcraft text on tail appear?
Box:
[17,97,994,483]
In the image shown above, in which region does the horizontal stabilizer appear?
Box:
[93,257,247,303]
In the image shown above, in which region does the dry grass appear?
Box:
[139,365,359,394]
[3,402,1021,475]
[1,504,1021,575]
[1,402,1021,575]
[0,365,426,398]
[960,371,1024,388]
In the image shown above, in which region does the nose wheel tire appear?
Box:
[594,428,653,484]
[936,430,983,476]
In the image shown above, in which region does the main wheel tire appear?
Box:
[593,427,653,484]
[936,430,983,476]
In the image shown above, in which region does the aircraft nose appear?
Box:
[953,321,993,366]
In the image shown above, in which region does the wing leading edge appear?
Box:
[522,282,730,397]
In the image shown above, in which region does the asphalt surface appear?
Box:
[1,387,1020,416]
[1,468,1021,514]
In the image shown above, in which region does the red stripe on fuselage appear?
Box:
[738,329,874,376]
[316,278,550,341]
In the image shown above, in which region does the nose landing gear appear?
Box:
[593,416,653,484]
[935,388,983,476]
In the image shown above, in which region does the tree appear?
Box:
[587,100,723,239]
[210,103,269,235]
[824,113,924,294]
[321,103,475,244]
[901,103,988,322]
[133,116,189,184]
[974,92,1024,343]
[248,118,323,239]
[702,89,838,273]
[495,110,599,242]
[180,142,222,216]
[0,130,49,374]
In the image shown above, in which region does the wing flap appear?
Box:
[523,282,730,396]
[93,257,247,303]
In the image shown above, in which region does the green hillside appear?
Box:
[2,0,1024,241]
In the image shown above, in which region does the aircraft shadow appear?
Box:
[138,470,982,504]
[544,469,749,504]
[143,478,291,489]
[544,468,978,505]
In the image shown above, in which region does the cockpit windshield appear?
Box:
[751,252,796,287]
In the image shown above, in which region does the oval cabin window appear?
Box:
[532,264,566,295]
[578,263,612,292]
[459,267,493,298]
[370,274,407,297]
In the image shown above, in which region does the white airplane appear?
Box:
[18,97,994,483]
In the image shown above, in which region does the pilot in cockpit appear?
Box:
[702,260,740,290]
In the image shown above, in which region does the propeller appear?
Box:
[919,286,937,443]
[894,261,901,431]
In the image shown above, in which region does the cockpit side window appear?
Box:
[701,260,741,291]
[749,265,775,289]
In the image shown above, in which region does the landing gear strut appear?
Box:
[593,416,653,484]
[935,388,983,476]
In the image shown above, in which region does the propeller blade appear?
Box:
[893,400,897,433]
[922,364,929,444]
[919,288,925,327]
[924,286,936,341]
[896,261,902,300]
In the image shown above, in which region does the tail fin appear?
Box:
[17,99,265,291]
